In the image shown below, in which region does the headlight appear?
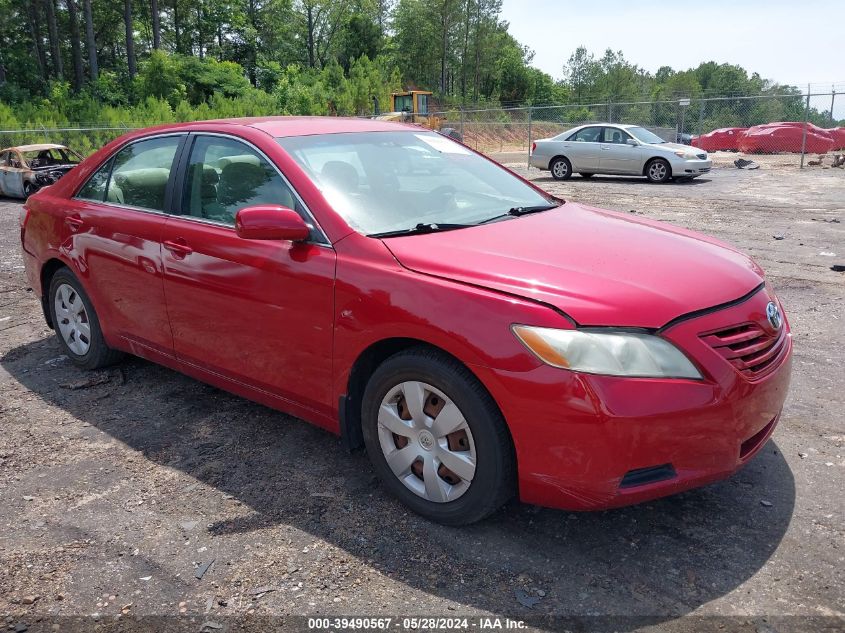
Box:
[674,150,700,160]
[512,325,702,379]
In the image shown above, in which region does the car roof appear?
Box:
[134,116,421,138]
[571,123,638,129]
[4,143,69,152]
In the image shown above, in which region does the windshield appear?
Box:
[627,127,666,144]
[277,131,555,235]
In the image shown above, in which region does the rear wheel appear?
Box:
[23,182,35,199]
[361,348,515,525]
[549,157,572,180]
[48,268,123,370]
[645,158,671,183]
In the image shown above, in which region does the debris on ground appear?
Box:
[734,158,760,169]
[195,559,215,580]
[760,500,773,507]
[250,586,276,597]
[831,265,845,272]
[59,371,112,390]
[773,234,785,240]
[514,588,542,608]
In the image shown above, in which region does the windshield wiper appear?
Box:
[478,203,560,224]
[368,222,474,238]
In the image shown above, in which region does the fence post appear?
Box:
[527,105,532,169]
[800,85,810,169]
[607,98,611,123]
[459,106,464,139]
[698,99,705,136]
[831,89,836,126]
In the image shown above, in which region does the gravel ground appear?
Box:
[0,164,843,633]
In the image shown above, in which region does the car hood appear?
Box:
[382,203,763,328]
[650,142,697,153]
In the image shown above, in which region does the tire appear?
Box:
[23,182,35,199]
[48,268,124,370]
[549,156,572,180]
[645,158,671,183]
[579,173,594,179]
[361,347,515,525]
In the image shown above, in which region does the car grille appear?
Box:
[700,321,788,380]
[696,153,707,160]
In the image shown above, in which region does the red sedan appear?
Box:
[19,117,792,525]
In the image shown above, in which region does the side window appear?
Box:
[602,127,630,144]
[106,136,181,211]
[9,152,22,168]
[568,127,602,142]
[76,158,114,202]
[179,136,298,226]
[0,152,7,166]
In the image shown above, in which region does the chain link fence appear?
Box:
[432,91,845,169]
[2,92,843,170]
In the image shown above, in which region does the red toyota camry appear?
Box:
[19,117,792,525]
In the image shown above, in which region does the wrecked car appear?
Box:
[0,143,83,198]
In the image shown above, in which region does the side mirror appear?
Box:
[235,205,310,242]
[626,139,639,147]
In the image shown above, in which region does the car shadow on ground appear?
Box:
[533,176,712,186]
[1,337,795,626]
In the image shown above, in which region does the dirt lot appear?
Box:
[0,164,843,632]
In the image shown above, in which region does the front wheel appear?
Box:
[48,268,124,370]
[23,182,36,199]
[645,158,671,183]
[550,157,572,180]
[361,348,515,525]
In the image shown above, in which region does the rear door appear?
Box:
[598,126,639,174]
[67,134,183,357]
[564,126,603,171]
[160,133,336,415]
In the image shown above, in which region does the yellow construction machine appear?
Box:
[375,90,462,140]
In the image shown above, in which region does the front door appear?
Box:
[1,151,26,197]
[598,126,640,174]
[565,126,603,171]
[67,135,182,357]
[160,134,336,415]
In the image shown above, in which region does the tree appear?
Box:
[83,0,97,80]
[338,13,381,71]
[45,0,63,79]
[66,0,84,90]
[151,0,161,48]
[125,0,137,78]
[563,46,598,102]
[27,0,48,82]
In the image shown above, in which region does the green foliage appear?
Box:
[0,0,837,151]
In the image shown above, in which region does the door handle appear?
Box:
[163,239,193,258]
[600,146,611,150]
[65,214,83,231]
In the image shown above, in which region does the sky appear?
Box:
[500,1,845,96]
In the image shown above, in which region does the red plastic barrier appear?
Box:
[828,127,845,150]
[738,122,835,154]
[691,127,747,152]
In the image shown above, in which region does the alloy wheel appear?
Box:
[648,161,668,181]
[377,380,477,503]
[54,283,91,355]
[552,160,569,178]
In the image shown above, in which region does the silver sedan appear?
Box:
[530,124,712,183]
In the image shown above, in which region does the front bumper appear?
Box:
[670,157,712,176]
[474,287,792,511]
